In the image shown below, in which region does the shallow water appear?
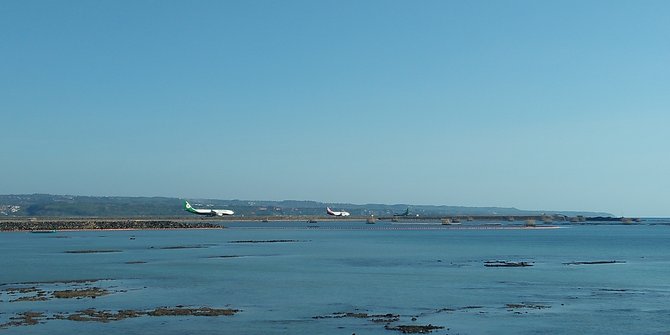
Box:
[2,221,670,334]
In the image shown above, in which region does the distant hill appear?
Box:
[0,194,613,218]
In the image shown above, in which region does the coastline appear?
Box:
[0,217,567,232]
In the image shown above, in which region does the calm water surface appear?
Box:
[1,221,669,334]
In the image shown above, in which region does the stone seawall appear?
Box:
[0,219,222,231]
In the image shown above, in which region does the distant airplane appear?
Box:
[184,200,234,216]
[395,208,410,216]
[326,207,350,217]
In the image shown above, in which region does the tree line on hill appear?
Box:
[0,194,612,218]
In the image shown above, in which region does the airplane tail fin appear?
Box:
[184,200,201,214]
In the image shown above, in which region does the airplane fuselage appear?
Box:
[184,201,234,216]
[327,207,350,217]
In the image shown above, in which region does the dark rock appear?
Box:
[53,288,110,299]
[505,303,551,310]
[484,260,533,267]
[146,307,239,317]
[0,312,45,328]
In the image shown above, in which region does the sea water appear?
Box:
[1,221,669,334]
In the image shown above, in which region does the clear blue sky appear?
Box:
[1,1,668,216]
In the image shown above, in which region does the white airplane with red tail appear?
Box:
[326,207,350,217]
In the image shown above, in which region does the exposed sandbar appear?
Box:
[563,260,625,265]
[229,239,306,244]
[65,250,122,254]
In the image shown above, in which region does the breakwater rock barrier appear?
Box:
[0,219,222,231]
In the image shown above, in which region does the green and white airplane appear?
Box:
[184,200,234,216]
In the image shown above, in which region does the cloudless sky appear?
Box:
[1,0,668,216]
